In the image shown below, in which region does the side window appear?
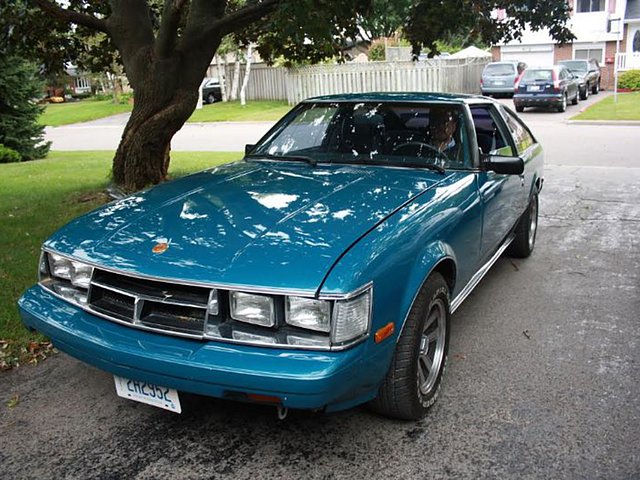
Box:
[502,109,535,154]
[470,105,514,157]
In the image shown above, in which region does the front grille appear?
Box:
[88,269,215,335]
[75,267,332,349]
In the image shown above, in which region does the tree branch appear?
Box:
[33,0,108,33]
[214,0,281,36]
[156,0,189,58]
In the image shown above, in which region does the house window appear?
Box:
[634,30,640,53]
[576,0,605,12]
[575,48,604,63]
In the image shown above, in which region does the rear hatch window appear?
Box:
[522,69,553,82]
[483,64,516,76]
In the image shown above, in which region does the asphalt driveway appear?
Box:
[1,99,639,479]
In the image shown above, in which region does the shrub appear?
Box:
[618,70,640,91]
[368,42,386,62]
[0,144,21,163]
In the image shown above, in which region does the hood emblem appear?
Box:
[152,242,169,254]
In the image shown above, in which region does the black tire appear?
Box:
[207,93,216,104]
[592,81,600,94]
[580,85,589,101]
[507,193,539,258]
[557,94,567,112]
[370,273,450,420]
[515,105,525,113]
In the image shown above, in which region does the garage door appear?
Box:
[501,47,554,67]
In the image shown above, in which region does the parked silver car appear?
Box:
[481,61,527,97]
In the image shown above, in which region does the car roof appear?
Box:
[302,92,496,105]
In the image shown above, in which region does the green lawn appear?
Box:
[40,99,292,127]
[39,100,133,126]
[0,150,240,369]
[187,100,292,122]
[572,92,640,121]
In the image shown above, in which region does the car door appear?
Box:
[470,104,524,262]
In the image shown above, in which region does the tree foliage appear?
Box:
[3,0,574,189]
[405,1,575,57]
[0,56,50,162]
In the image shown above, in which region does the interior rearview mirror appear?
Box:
[483,155,524,175]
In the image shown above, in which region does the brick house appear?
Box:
[491,0,640,90]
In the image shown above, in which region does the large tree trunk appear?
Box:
[111,78,199,191]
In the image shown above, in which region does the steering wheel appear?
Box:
[391,141,450,161]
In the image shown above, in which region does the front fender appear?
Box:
[320,173,480,346]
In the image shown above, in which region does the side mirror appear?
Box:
[483,155,524,175]
[245,144,255,155]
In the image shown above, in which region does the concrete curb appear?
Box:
[566,120,640,126]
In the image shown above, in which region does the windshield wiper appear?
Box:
[402,161,446,174]
[245,153,318,166]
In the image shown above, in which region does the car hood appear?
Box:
[46,161,446,292]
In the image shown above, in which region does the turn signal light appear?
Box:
[374,322,395,343]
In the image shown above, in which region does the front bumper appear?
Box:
[513,93,564,108]
[19,286,390,412]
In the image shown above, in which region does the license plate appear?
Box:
[494,80,505,85]
[114,376,182,413]
[528,85,541,92]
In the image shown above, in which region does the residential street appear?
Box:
[1,96,639,479]
[43,113,276,152]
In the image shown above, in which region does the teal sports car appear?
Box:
[19,93,543,420]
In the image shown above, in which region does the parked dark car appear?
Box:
[481,61,527,97]
[19,93,543,421]
[558,59,601,100]
[202,77,222,104]
[513,65,580,113]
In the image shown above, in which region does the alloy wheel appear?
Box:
[418,298,447,395]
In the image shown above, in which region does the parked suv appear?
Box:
[513,65,580,113]
[558,59,601,100]
[480,61,527,97]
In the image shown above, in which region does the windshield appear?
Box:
[522,69,553,81]
[559,61,588,72]
[483,63,516,76]
[251,102,470,170]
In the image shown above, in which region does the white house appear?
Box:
[492,0,640,89]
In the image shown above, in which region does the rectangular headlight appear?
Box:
[230,291,275,327]
[285,296,331,332]
[70,263,94,289]
[53,283,88,306]
[331,288,372,344]
[47,253,93,289]
[48,253,72,280]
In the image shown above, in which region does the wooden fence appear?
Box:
[207,58,489,104]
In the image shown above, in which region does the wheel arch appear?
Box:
[395,242,457,342]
